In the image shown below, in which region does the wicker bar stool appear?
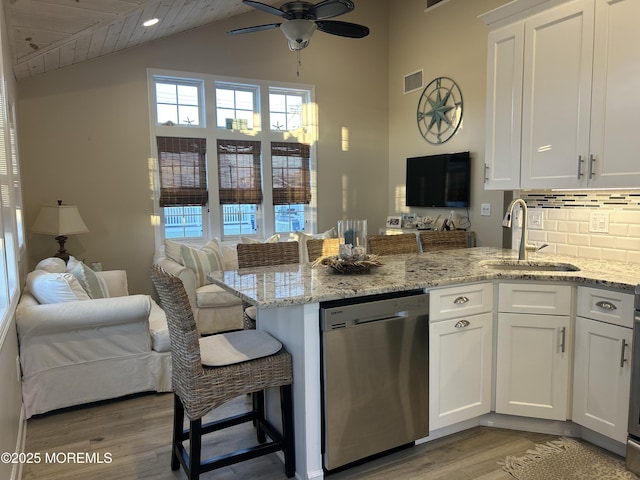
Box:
[237,241,300,329]
[419,230,468,251]
[306,238,341,262]
[150,264,295,480]
[367,233,419,255]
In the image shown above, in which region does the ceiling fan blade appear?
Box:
[309,0,355,20]
[228,23,282,35]
[242,0,292,19]
[315,20,369,38]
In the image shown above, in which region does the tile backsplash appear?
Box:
[509,191,640,264]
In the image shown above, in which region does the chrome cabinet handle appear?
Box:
[621,339,628,368]
[595,300,617,311]
[455,320,470,328]
[577,155,584,179]
[484,164,489,182]
[589,154,596,179]
[454,296,469,304]
[560,327,566,353]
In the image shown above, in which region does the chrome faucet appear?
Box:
[502,198,547,261]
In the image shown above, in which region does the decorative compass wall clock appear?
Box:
[416,76,463,144]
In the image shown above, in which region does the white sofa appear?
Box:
[16,262,172,418]
[154,239,245,335]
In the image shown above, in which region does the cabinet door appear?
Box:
[572,317,632,443]
[588,0,640,187]
[430,312,493,430]
[520,0,595,189]
[484,22,523,190]
[496,313,570,420]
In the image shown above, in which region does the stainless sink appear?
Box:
[480,260,580,272]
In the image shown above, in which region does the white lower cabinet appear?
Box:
[495,283,572,421]
[429,312,493,430]
[429,283,493,430]
[572,287,634,443]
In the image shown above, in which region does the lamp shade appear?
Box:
[31,204,89,236]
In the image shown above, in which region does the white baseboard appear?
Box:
[11,404,26,480]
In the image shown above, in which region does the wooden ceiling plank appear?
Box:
[101,19,125,56]
[58,40,77,68]
[87,26,109,61]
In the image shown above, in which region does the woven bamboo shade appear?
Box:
[217,139,262,204]
[156,137,208,207]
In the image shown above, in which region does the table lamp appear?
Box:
[31,200,89,263]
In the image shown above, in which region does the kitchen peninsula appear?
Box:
[209,247,639,480]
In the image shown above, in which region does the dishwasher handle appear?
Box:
[355,314,403,325]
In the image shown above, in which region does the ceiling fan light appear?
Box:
[281,20,317,50]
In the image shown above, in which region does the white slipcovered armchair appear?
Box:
[16,260,172,418]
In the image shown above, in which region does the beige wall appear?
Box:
[388,0,510,246]
[17,0,390,295]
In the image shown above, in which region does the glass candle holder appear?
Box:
[337,219,368,251]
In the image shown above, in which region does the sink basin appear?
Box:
[480,260,580,272]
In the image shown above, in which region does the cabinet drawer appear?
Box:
[498,283,572,315]
[430,283,493,321]
[577,286,634,328]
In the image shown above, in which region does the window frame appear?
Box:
[148,69,317,246]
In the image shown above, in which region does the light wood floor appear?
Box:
[22,392,613,480]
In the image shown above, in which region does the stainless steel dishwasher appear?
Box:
[320,290,429,471]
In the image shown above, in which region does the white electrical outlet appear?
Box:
[529,210,543,230]
[481,203,491,216]
[589,211,610,233]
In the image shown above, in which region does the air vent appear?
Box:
[403,69,423,94]
[426,0,450,10]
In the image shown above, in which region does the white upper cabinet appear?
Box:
[521,0,594,189]
[484,22,524,190]
[588,0,640,187]
[483,0,640,190]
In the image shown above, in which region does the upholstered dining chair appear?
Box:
[236,241,300,329]
[307,238,341,262]
[419,230,468,251]
[367,233,419,255]
[149,264,295,480]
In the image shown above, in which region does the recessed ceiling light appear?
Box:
[142,18,159,27]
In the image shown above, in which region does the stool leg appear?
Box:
[281,384,295,478]
[254,389,266,443]
[189,418,202,480]
[171,394,184,471]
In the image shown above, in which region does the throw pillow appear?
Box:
[164,239,184,264]
[292,231,312,263]
[26,270,91,304]
[34,257,67,273]
[181,244,223,288]
[71,262,109,299]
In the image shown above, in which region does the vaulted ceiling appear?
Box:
[4,0,282,81]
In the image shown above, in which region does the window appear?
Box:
[215,83,259,130]
[271,142,311,233]
[269,88,306,131]
[217,140,261,236]
[155,78,202,126]
[149,70,316,242]
[156,137,207,239]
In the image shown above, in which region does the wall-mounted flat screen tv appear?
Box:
[405,151,471,208]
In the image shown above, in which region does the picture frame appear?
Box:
[386,216,402,229]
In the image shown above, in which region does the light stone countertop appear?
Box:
[208,247,640,309]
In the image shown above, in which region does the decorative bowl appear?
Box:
[312,254,383,274]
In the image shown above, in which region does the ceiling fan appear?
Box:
[228,0,370,51]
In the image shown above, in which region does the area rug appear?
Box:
[499,437,638,480]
